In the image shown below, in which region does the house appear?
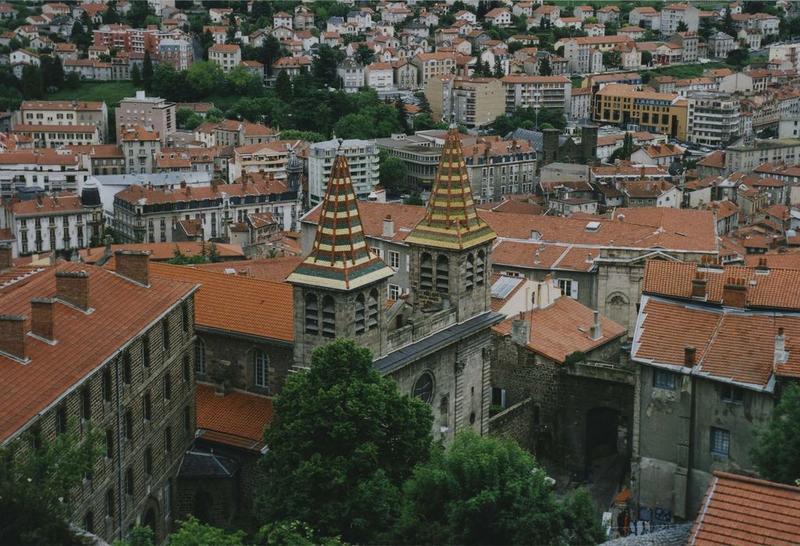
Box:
[631,143,686,167]
[208,43,241,74]
[485,7,512,27]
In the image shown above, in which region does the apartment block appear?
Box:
[117,91,176,145]
[18,100,109,143]
[307,138,379,205]
[425,76,505,128]
[208,43,241,74]
[501,74,572,113]
[593,84,688,140]
[686,92,742,147]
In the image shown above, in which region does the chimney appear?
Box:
[0,315,26,361]
[691,271,707,299]
[0,243,12,271]
[511,313,530,346]
[756,256,769,272]
[31,297,55,342]
[775,327,788,365]
[115,250,150,286]
[383,215,395,238]
[722,277,747,308]
[55,270,90,310]
[590,310,602,340]
[684,346,696,368]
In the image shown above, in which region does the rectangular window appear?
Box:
[491,387,507,409]
[105,428,114,458]
[710,427,730,457]
[388,250,400,269]
[163,373,172,400]
[106,489,115,518]
[557,278,578,299]
[144,446,153,476]
[143,392,152,421]
[388,284,401,300]
[102,368,112,402]
[721,384,744,404]
[142,334,150,368]
[125,467,134,496]
[125,410,133,441]
[81,387,92,421]
[55,405,67,435]
[653,369,676,390]
[164,426,173,455]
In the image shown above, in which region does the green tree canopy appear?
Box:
[379,152,410,197]
[257,339,433,544]
[186,61,225,98]
[753,383,800,485]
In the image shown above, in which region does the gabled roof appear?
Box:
[288,154,393,291]
[196,384,272,451]
[690,472,800,546]
[405,128,496,250]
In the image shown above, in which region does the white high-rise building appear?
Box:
[308,139,380,205]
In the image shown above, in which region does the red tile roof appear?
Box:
[189,256,303,282]
[494,296,626,363]
[80,242,244,263]
[0,263,197,443]
[196,384,272,451]
[689,472,800,546]
[8,193,83,216]
[115,178,289,206]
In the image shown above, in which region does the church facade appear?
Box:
[287,129,504,442]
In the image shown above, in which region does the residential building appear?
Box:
[708,32,736,60]
[0,256,198,543]
[229,140,306,184]
[724,138,800,174]
[462,137,536,202]
[661,3,700,34]
[117,92,176,145]
[593,84,689,140]
[629,6,660,30]
[621,180,682,208]
[18,101,109,144]
[158,38,193,71]
[120,125,161,175]
[11,123,100,149]
[0,149,90,197]
[307,139,379,205]
[365,61,394,93]
[632,260,800,519]
[337,57,365,93]
[569,87,592,120]
[411,52,457,86]
[686,92,741,147]
[631,143,686,167]
[208,44,241,74]
[501,74,572,113]
[558,35,637,74]
[425,76,505,128]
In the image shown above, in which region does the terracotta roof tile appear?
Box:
[196,384,272,450]
[81,242,243,263]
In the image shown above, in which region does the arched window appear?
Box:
[194,340,206,375]
[420,252,433,291]
[355,294,366,335]
[305,294,319,335]
[476,250,486,286]
[321,295,335,338]
[435,254,449,294]
[465,254,474,291]
[253,350,268,389]
[413,372,435,404]
[367,289,379,330]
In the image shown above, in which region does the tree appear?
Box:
[142,50,153,91]
[21,65,44,99]
[186,61,225,98]
[726,47,750,69]
[561,487,607,545]
[538,57,552,76]
[395,433,571,545]
[275,70,293,101]
[168,516,245,546]
[312,44,344,88]
[256,339,433,544]
[226,65,263,96]
[602,50,622,69]
[257,521,344,546]
[723,8,736,36]
[0,424,100,545]
[753,383,800,485]
[379,153,410,197]
[354,43,375,66]
[641,50,653,66]
[676,21,689,32]
[200,30,214,60]
[131,63,141,86]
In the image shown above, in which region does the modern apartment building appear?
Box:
[208,43,241,74]
[660,3,700,34]
[120,125,161,175]
[17,100,109,143]
[117,91,176,145]
[686,92,741,147]
[12,123,100,148]
[425,76,505,128]
[411,51,457,86]
[0,149,91,197]
[593,84,688,140]
[307,138,379,205]
[501,74,572,113]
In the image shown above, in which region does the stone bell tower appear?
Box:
[405,126,497,323]
[287,150,395,368]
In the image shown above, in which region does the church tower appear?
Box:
[288,151,395,367]
[406,127,497,322]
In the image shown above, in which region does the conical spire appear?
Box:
[406,127,496,250]
[287,153,394,291]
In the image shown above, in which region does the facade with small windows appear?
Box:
[0,256,198,544]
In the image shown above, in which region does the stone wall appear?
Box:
[488,397,534,451]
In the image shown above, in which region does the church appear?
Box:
[286,127,504,442]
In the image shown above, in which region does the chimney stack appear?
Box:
[691,271,707,299]
[511,312,530,346]
[684,346,696,368]
[0,243,12,271]
[0,315,27,361]
[590,310,602,340]
[115,250,150,286]
[31,297,56,342]
[56,270,90,310]
[722,277,747,308]
[775,327,788,365]
[383,215,395,238]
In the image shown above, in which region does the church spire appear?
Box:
[406,127,496,250]
[287,152,394,291]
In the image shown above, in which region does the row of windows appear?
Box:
[193,341,269,389]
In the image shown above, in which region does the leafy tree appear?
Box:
[70,21,90,51]
[168,516,245,546]
[312,44,344,88]
[275,70,293,101]
[676,21,689,32]
[21,65,44,99]
[0,424,100,545]
[226,65,263,96]
[280,129,326,142]
[261,36,284,76]
[602,50,622,69]
[40,54,64,89]
[150,63,183,101]
[103,1,121,24]
[753,383,800,485]
[256,339,433,544]
[131,63,141,86]
[394,432,565,545]
[142,50,153,91]
[561,487,606,545]
[379,152,410,196]
[723,8,736,36]
[256,520,344,546]
[539,57,552,76]
[726,47,750,69]
[200,31,214,60]
[186,61,225,98]
[641,51,653,66]
[126,0,154,28]
[354,43,375,66]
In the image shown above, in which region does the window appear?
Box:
[476,250,485,285]
[194,340,206,375]
[492,387,507,409]
[254,350,268,389]
[557,278,578,299]
[435,255,449,294]
[721,384,744,404]
[710,427,730,457]
[355,294,366,335]
[183,406,191,432]
[413,372,434,404]
[142,334,150,368]
[653,369,676,390]
[305,294,319,334]
[81,387,92,421]
[465,254,474,291]
[105,488,115,518]
[420,253,433,290]
[55,405,67,435]
[144,446,153,476]
[162,320,170,352]
[122,352,131,384]
[83,511,94,534]
[143,392,152,421]
[105,428,114,458]
[163,373,172,401]
[124,410,133,441]
[367,289,379,330]
[181,302,189,332]
[388,284,401,300]
[321,295,335,338]
[388,250,400,269]
[125,467,134,496]
[102,368,112,402]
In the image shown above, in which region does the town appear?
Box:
[0,0,799,545]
